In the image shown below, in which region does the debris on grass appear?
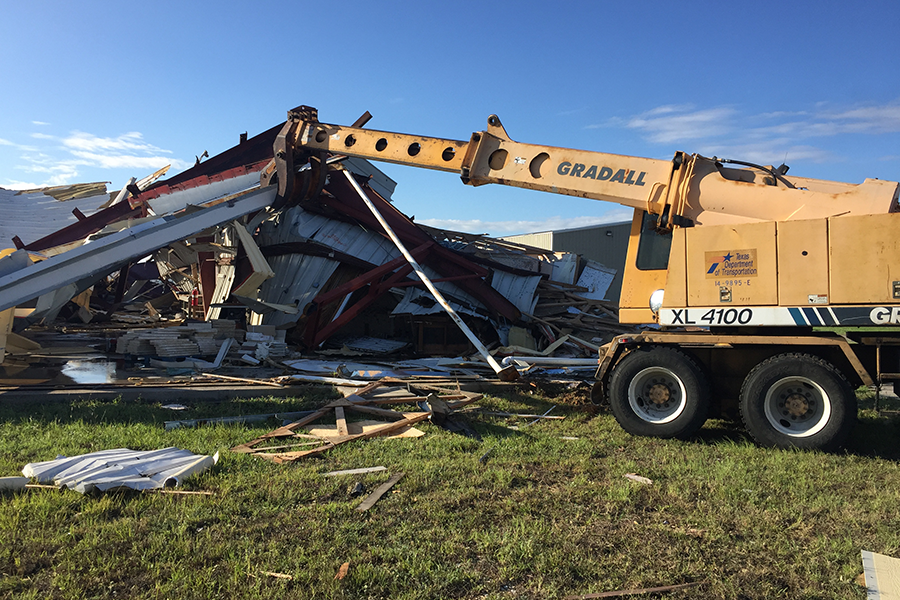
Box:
[478,446,496,464]
[623,473,653,485]
[861,550,900,597]
[524,405,557,426]
[335,562,350,580]
[22,447,219,494]
[232,380,482,463]
[355,472,404,512]
[165,410,314,431]
[324,466,388,477]
[562,581,703,598]
[0,476,29,491]
[259,571,293,580]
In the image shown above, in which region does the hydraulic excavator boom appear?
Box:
[272,105,898,229]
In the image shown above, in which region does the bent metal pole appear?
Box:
[341,169,518,381]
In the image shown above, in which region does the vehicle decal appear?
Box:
[705,250,758,279]
[556,162,647,186]
[660,305,900,327]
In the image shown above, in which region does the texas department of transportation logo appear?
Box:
[705,249,758,278]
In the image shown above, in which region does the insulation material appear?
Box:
[22,447,219,494]
[574,259,616,301]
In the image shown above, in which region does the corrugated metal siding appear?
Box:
[257,253,340,327]
[391,287,482,318]
[256,205,491,326]
[500,231,553,250]
[0,188,108,249]
[490,271,541,314]
[147,172,261,215]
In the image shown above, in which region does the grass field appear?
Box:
[0,383,898,599]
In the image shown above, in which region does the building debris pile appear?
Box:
[0,115,637,384]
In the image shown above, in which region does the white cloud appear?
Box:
[2,180,42,190]
[32,121,50,126]
[62,131,168,154]
[67,150,177,170]
[417,210,633,236]
[625,106,738,144]
[643,104,696,117]
[2,128,192,188]
[828,103,900,133]
[601,100,900,169]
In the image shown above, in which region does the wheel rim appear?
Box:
[762,376,832,438]
[627,366,688,424]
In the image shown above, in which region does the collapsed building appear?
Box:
[0,118,632,381]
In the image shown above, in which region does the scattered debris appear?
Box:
[323,466,387,477]
[22,447,219,494]
[232,380,481,463]
[202,372,284,388]
[324,466,388,477]
[335,562,350,580]
[165,410,314,431]
[524,405,557,427]
[478,446,496,464]
[562,581,704,599]
[861,550,900,598]
[0,476,29,491]
[464,409,565,420]
[355,472,404,512]
[259,571,293,581]
[623,473,653,485]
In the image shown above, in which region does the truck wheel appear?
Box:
[739,353,855,451]
[608,347,710,439]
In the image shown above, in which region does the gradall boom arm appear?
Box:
[273,106,899,228]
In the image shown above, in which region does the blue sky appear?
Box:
[2,1,899,236]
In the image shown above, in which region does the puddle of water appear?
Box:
[59,359,120,384]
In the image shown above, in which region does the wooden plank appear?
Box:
[466,410,565,420]
[203,372,283,388]
[355,472,404,512]
[324,466,388,477]
[862,550,900,599]
[231,406,333,451]
[335,406,349,436]
[262,413,431,463]
[347,404,408,420]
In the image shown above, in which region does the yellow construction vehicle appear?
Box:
[271,105,900,451]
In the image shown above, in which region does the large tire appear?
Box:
[608,347,710,439]
[739,353,855,451]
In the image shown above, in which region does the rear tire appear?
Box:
[739,353,855,451]
[608,347,710,439]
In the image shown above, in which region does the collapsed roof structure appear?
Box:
[0,113,631,378]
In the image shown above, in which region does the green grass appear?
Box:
[0,385,899,599]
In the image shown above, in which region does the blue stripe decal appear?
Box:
[831,307,875,326]
[802,307,822,325]
[816,307,837,326]
[788,308,807,325]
